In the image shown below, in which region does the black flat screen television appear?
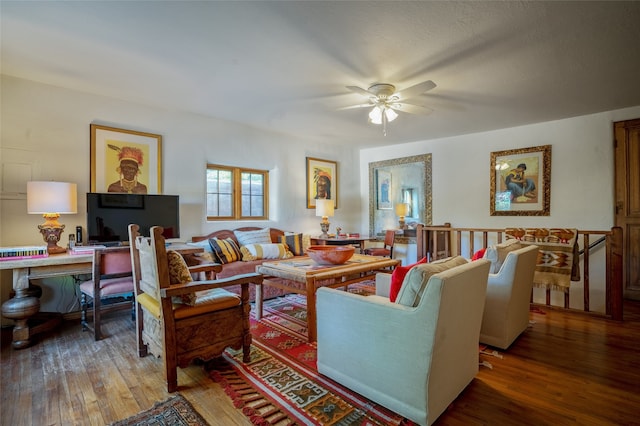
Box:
[86,193,180,244]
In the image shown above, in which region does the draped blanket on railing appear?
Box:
[505,228,580,293]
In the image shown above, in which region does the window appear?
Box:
[206,164,269,220]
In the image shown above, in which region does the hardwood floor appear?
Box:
[2,301,640,426]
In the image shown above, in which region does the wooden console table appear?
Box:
[309,236,376,253]
[0,244,202,349]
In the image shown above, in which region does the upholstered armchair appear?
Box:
[128,224,263,393]
[479,244,539,349]
[316,257,491,426]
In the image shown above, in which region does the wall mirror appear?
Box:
[369,154,432,236]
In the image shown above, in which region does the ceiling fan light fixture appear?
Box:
[368,106,383,124]
[346,80,436,136]
[385,107,398,122]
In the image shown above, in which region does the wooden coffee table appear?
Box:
[255,254,399,342]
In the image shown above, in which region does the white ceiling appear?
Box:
[2,1,640,148]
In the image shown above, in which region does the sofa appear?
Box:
[316,257,491,426]
[184,227,309,301]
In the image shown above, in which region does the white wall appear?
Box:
[360,106,640,230]
[0,76,361,313]
[2,75,639,315]
[360,105,640,312]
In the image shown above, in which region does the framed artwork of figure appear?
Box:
[490,145,551,216]
[90,124,162,194]
[306,157,337,209]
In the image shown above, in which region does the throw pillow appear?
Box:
[389,257,428,302]
[240,243,293,261]
[471,248,487,261]
[208,237,242,264]
[166,250,196,305]
[396,256,468,307]
[484,239,521,273]
[234,228,272,246]
[186,239,215,255]
[280,233,305,256]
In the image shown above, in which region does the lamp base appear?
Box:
[38,223,66,254]
[319,220,331,239]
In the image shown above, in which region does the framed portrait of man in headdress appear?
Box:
[306,157,338,209]
[90,124,162,194]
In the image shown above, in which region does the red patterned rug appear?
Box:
[209,282,418,425]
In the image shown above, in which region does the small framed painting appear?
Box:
[90,124,162,194]
[306,157,338,209]
[490,145,551,216]
[376,169,392,210]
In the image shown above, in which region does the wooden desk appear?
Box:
[309,236,375,253]
[0,243,202,349]
[256,254,399,342]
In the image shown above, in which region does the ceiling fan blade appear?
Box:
[400,97,432,107]
[346,85,375,97]
[392,103,434,115]
[337,103,374,110]
[395,80,436,100]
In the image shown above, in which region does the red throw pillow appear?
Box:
[472,248,487,261]
[389,257,428,302]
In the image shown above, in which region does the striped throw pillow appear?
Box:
[240,243,293,261]
[280,233,304,256]
[233,228,272,246]
[208,237,242,264]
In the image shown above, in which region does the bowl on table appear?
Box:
[306,245,355,265]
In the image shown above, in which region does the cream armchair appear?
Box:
[316,258,491,426]
[479,244,539,349]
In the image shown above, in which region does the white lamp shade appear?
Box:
[395,202,410,216]
[368,106,383,124]
[27,181,78,214]
[315,199,334,217]
[385,107,398,122]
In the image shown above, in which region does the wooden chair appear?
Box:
[364,229,396,258]
[78,244,215,341]
[128,224,263,393]
[78,246,135,341]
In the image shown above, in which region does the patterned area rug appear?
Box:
[209,282,418,425]
[110,394,209,426]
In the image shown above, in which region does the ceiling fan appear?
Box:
[341,80,436,135]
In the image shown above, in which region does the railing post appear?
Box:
[416,224,424,260]
[607,226,624,320]
[583,234,590,312]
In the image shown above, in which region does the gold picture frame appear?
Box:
[490,145,551,216]
[306,157,338,209]
[90,124,162,194]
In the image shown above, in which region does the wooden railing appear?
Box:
[416,224,624,320]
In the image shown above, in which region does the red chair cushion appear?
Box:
[365,248,391,256]
[79,277,134,298]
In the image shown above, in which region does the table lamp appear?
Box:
[27,181,78,254]
[315,199,334,238]
[395,202,410,229]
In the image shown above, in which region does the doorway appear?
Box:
[614,118,640,300]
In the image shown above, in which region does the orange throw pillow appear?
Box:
[389,257,428,302]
